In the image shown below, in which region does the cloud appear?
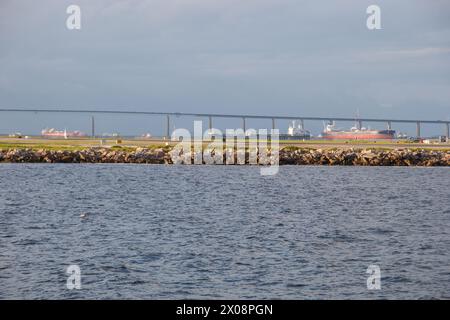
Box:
[0,0,449,128]
[359,47,450,62]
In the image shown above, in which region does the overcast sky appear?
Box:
[0,0,449,135]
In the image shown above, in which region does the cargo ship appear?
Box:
[279,120,311,140]
[41,128,87,138]
[322,122,395,140]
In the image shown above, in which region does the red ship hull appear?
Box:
[41,129,87,137]
[42,133,86,137]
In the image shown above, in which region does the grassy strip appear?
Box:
[280,146,450,152]
[0,143,87,151]
[0,143,175,152]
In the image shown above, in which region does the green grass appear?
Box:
[0,143,172,152]
[0,143,86,151]
[1,137,448,153]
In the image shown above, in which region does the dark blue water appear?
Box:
[0,164,449,299]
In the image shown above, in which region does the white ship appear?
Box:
[280,120,311,140]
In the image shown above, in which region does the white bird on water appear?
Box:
[80,212,88,218]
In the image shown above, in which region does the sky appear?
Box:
[0,0,449,135]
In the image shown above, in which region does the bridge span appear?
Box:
[0,108,449,138]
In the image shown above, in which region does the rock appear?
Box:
[0,146,448,166]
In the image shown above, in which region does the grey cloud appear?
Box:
[0,0,449,136]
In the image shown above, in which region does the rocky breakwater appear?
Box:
[0,147,169,164]
[0,147,449,166]
[279,148,450,166]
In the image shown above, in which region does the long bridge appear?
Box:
[0,108,449,138]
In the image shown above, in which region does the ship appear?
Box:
[279,120,311,140]
[321,122,395,140]
[41,128,87,138]
[140,133,152,139]
[396,132,409,139]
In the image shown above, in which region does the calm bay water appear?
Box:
[0,164,449,299]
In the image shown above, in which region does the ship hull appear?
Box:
[42,133,86,137]
[279,134,311,140]
[41,131,87,137]
[322,130,395,140]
